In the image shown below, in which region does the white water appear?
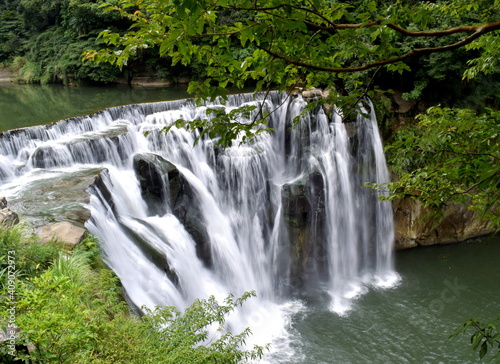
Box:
[0,91,399,360]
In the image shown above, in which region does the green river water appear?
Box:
[0,83,498,363]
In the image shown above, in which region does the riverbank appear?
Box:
[0,66,13,83]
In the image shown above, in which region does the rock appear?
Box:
[7,168,104,229]
[393,198,495,250]
[392,90,417,114]
[31,125,129,169]
[0,196,7,209]
[132,152,212,267]
[281,171,328,288]
[39,221,86,247]
[321,88,335,116]
[302,87,324,103]
[133,153,179,216]
[0,208,19,226]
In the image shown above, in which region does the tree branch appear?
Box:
[255,22,500,73]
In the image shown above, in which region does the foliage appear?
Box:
[0,224,264,363]
[86,1,499,96]
[160,102,273,147]
[0,0,126,83]
[450,316,500,361]
[0,223,63,288]
[382,106,499,226]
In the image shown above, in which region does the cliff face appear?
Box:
[376,92,497,249]
[393,198,496,249]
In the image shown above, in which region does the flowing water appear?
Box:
[0,86,498,363]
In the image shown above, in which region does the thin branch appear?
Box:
[342,66,382,122]
[434,148,500,162]
[254,22,500,73]
[450,174,497,196]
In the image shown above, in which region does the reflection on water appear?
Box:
[0,83,189,131]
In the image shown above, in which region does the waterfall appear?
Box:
[0,91,399,359]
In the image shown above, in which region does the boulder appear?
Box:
[301,87,323,102]
[0,208,19,226]
[0,196,7,209]
[39,221,86,247]
[132,153,212,267]
[133,153,179,216]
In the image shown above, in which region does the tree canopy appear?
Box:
[86,0,500,100]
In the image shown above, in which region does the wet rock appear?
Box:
[281,171,327,286]
[133,153,179,216]
[120,222,179,286]
[0,196,7,209]
[171,175,212,268]
[30,124,129,169]
[132,152,212,267]
[89,169,114,212]
[7,168,104,229]
[39,221,86,247]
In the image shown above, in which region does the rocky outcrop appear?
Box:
[39,221,86,247]
[393,198,495,249]
[132,153,212,266]
[282,171,327,284]
[7,168,104,229]
[133,153,179,216]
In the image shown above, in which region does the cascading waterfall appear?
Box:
[0,91,399,361]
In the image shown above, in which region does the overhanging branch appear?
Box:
[255,22,500,73]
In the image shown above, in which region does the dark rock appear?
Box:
[89,169,114,213]
[121,222,180,286]
[132,153,212,267]
[281,171,328,288]
[171,174,212,268]
[0,196,7,209]
[133,152,179,216]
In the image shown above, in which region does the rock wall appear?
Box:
[393,198,496,250]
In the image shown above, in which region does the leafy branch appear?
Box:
[450,317,500,361]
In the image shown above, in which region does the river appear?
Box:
[0,83,498,363]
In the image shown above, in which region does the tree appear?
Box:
[381,106,499,227]
[85,0,499,100]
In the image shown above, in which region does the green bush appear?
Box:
[0,224,264,363]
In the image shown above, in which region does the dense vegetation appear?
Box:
[0,224,264,363]
[0,0,196,84]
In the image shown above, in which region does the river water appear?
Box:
[0,84,498,364]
